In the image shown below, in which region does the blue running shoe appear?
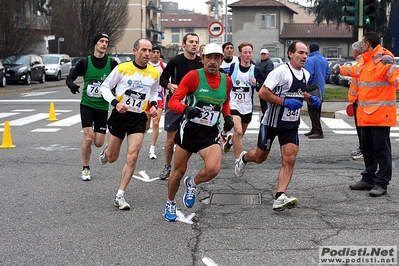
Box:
[164,201,177,222]
[183,176,196,208]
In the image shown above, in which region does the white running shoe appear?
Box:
[81,169,91,181]
[234,151,247,178]
[149,151,157,159]
[114,195,130,210]
[272,194,298,211]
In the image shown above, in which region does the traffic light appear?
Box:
[363,0,377,25]
[341,0,359,26]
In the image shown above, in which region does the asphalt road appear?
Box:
[0,81,398,266]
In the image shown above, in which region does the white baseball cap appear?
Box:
[260,49,269,54]
[202,43,224,55]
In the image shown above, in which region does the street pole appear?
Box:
[358,0,363,41]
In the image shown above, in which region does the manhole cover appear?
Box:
[210,193,261,205]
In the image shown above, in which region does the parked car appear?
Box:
[0,59,6,87]
[328,59,351,85]
[69,57,84,75]
[338,60,357,87]
[271,57,283,68]
[41,54,72,80]
[3,54,46,85]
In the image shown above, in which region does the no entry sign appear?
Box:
[208,21,224,37]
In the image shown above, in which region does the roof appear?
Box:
[280,23,353,39]
[228,0,297,14]
[161,13,222,28]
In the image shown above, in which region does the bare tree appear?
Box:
[0,0,49,58]
[49,0,129,56]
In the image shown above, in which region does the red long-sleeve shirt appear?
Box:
[168,69,232,117]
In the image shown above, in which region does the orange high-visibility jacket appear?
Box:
[340,56,361,103]
[340,45,399,127]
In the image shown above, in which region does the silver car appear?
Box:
[41,54,72,81]
[338,60,357,87]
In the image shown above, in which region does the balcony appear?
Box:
[147,22,164,33]
[147,1,159,13]
[14,14,51,31]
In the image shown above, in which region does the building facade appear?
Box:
[115,0,164,55]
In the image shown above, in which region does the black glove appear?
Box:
[223,115,234,131]
[70,84,80,94]
[184,106,201,119]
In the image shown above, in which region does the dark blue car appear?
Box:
[3,54,46,85]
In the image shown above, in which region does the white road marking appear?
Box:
[132,170,160,182]
[321,117,353,129]
[20,91,58,97]
[31,128,61,132]
[176,210,195,224]
[0,113,56,126]
[202,257,219,266]
[47,114,81,127]
[13,109,35,112]
[0,113,20,119]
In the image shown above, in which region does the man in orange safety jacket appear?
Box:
[340,31,399,197]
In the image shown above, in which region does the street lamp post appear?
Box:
[58,37,64,54]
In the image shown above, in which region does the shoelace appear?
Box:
[186,186,196,200]
[166,203,176,214]
[162,167,170,175]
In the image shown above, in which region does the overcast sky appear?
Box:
[164,0,311,15]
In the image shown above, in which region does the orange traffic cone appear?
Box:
[0,121,16,148]
[47,101,58,121]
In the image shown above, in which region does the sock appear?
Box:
[242,154,247,164]
[117,189,124,197]
[150,145,155,153]
[275,192,284,199]
[235,158,239,164]
[189,177,197,187]
[167,199,176,204]
[83,166,90,170]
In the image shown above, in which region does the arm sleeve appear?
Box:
[160,59,175,88]
[66,58,86,88]
[110,59,119,70]
[254,66,264,92]
[99,67,120,103]
[222,76,232,117]
[149,78,159,103]
[168,70,199,114]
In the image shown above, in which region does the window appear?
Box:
[186,27,194,32]
[261,14,276,29]
[264,47,278,58]
[171,28,180,33]
[171,34,180,43]
[322,47,343,58]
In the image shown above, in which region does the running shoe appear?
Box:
[159,165,171,180]
[234,151,247,178]
[149,151,157,159]
[223,133,233,153]
[164,201,177,222]
[81,169,91,181]
[99,145,108,165]
[272,193,298,211]
[183,176,196,208]
[114,195,130,210]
